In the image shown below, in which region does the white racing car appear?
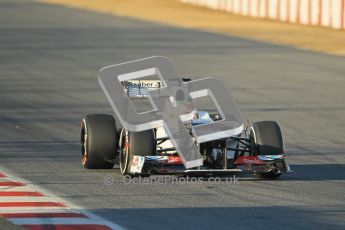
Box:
[80,76,292,179]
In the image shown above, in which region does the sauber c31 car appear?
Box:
[80,60,292,179]
[80,84,292,179]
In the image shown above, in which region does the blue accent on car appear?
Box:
[145,156,168,161]
[191,111,214,126]
[258,155,284,161]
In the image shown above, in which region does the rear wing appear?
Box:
[123,78,191,98]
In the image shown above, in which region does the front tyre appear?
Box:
[250,121,284,179]
[250,121,284,156]
[119,129,155,175]
[81,114,117,169]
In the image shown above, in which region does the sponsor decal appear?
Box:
[167,156,182,164]
[129,156,145,173]
[234,156,265,165]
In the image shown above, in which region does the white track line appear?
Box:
[0,207,71,213]
[0,187,35,192]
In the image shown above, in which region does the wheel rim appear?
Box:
[119,129,129,174]
[81,119,88,166]
[249,127,258,156]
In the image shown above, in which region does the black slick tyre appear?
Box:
[81,114,117,169]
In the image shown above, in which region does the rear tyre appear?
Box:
[119,129,155,175]
[250,121,283,179]
[81,114,117,169]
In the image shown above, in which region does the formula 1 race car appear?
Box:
[81,93,291,179]
[80,58,292,179]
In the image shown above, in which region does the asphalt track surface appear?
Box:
[1,0,345,229]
